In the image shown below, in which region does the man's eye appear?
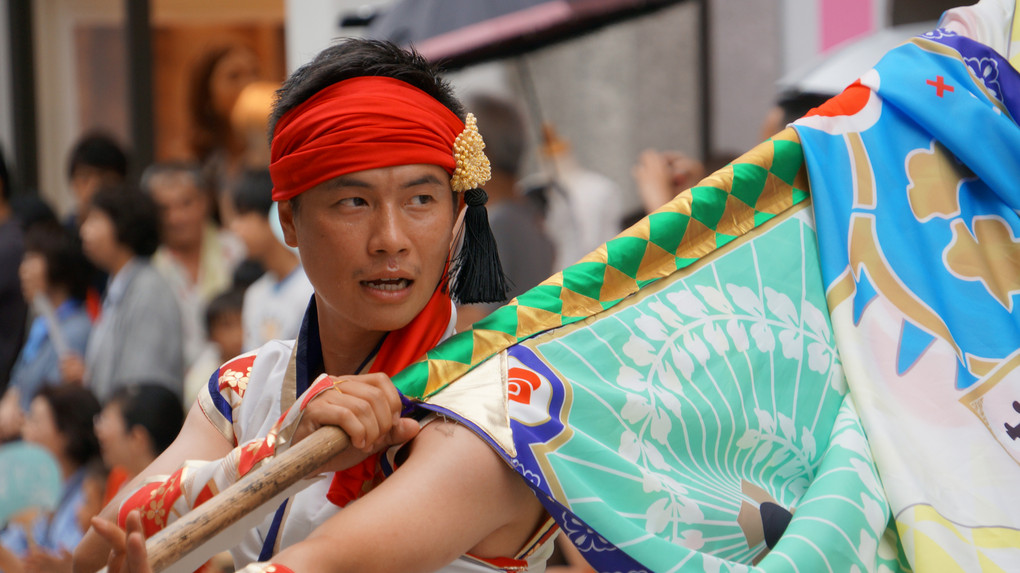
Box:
[338,197,368,207]
[410,194,434,205]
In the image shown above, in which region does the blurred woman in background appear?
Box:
[0,225,92,442]
[66,185,184,402]
[0,384,101,566]
[188,44,260,226]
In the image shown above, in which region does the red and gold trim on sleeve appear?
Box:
[117,459,224,537]
[118,471,185,537]
[119,373,338,537]
[198,352,258,445]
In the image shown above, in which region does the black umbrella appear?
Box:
[353,0,711,161]
[360,0,688,70]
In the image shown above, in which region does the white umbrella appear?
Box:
[776,21,936,98]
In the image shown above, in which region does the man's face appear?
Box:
[149,173,208,250]
[279,164,456,337]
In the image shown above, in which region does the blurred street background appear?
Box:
[0,0,958,217]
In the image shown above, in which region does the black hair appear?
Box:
[204,287,245,336]
[105,384,184,456]
[466,94,525,175]
[82,457,110,484]
[10,195,58,232]
[36,384,101,467]
[232,259,266,291]
[23,223,93,301]
[66,132,129,180]
[269,38,465,144]
[89,185,162,257]
[231,169,274,217]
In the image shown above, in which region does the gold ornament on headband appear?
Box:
[451,113,491,192]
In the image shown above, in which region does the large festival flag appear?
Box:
[793,28,1020,571]
[391,25,1020,573]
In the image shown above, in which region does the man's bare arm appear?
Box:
[272,419,547,573]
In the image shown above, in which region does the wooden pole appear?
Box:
[100,426,349,573]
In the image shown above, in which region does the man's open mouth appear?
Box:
[363,278,412,291]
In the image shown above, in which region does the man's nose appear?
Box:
[368,206,411,255]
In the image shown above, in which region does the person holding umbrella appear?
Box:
[0,224,93,442]
[76,39,557,573]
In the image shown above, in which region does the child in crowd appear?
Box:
[183,289,245,406]
[228,169,313,352]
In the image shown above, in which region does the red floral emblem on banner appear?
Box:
[508,367,542,405]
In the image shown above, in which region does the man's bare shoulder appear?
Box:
[401,416,548,557]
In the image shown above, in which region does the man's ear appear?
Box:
[277,200,299,248]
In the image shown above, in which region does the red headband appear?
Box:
[269,76,464,201]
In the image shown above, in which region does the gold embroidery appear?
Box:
[145,473,179,528]
[244,440,264,457]
[221,366,252,394]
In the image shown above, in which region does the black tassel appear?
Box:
[450,188,510,304]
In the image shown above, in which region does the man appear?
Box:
[142,162,245,368]
[75,39,549,573]
[64,132,129,232]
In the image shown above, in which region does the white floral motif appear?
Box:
[735,409,815,496]
[511,459,542,487]
[922,28,958,40]
[220,366,252,394]
[610,268,842,545]
[964,56,1003,102]
[559,512,617,552]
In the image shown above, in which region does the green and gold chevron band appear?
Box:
[394,128,809,399]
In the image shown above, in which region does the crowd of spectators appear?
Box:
[0,43,312,573]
